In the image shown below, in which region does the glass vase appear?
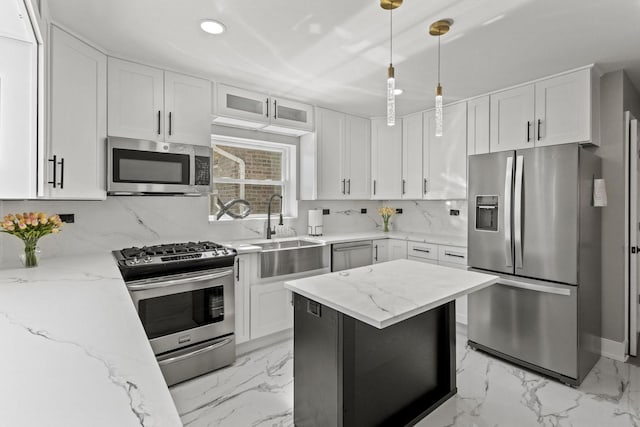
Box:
[20,240,40,268]
[383,219,390,232]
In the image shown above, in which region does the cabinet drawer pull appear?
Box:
[265,99,269,117]
[169,112,173,136]
[444,251,465,259]
[402,179,406,195]
[373,180,376,195]
[157,110,161,135]
[273,99,277,119]
[341,179,346,195]
[413,248,431,253]
[236,258,240,281]
[423,178,427,194]
[374,245,378,261]
[347,179,351,195]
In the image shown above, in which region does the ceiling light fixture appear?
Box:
[381,0,402,127]
[429,18,453,137]
[200,20,226,35]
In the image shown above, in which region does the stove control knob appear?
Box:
[132,257,140,265]
[221,248,228,255]
[143,256,152,263]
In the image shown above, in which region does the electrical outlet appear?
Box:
[361,208,367,214]
[58,214,75,223]
[395,208,403,214]
[449,209,460,216]
[322,209,330,215]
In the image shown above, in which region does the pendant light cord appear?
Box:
[389,4,393,66]
[437,34,441,85]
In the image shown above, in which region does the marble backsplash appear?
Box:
[0,197,467,264]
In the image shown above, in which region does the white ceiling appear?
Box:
[48,0,640,117]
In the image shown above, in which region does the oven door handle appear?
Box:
[127,269,233,291]
[157,336,234,366]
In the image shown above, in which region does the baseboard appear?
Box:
[600,337,628,362]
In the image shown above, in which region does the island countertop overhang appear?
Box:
[284,259,499,329]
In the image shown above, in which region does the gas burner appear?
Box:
[113,241,236,281]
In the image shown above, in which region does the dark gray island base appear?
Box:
[293,293,456,427]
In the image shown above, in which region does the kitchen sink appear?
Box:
[252,239,322,251]
[251,239,329,278]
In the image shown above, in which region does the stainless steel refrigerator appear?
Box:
[467,143,601,386]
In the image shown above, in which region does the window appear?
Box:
[210,136,296,220]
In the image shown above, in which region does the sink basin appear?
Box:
[251,239,328,278]
[252,239,322,251]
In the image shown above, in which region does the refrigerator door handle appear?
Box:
[500,278,571,296]
[514,155,524,269]
[504,156,514,267]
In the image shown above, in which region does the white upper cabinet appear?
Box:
[402,112,424,199]
[214,83,314,135]
[108,58,211,146]
[424,102,468,200]
[108,58,164,141]
[490,68,598,152]
[266,97,315,133]
[0,35,37,199]
[316,108,345,199]
[214,84,269,126]
[371,118,402,199]
[164,71,212,146]
[534,68,592,146]
[467,96,490,156]
[490,85,535,152]
[45,26,106,199]
[315,108,370,199]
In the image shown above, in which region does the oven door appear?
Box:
[128,267,235,355]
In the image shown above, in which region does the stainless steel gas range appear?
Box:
[113,241,236,386]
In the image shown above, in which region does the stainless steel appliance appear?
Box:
[467,144,601,386]
[113,241,236,386]
[332,241,373,272]
[107,137,212,195]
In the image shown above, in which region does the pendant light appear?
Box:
[381,0,402,126]
[429,19,453,137]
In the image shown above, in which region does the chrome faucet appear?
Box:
[266,194,283,239]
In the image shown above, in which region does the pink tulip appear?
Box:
[6,224,14,231]
[18,222,26,230]
[51,228,60,234]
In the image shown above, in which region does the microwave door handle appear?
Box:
[504,156,514,268]
[514,155,524,270]
[127,269,233,291]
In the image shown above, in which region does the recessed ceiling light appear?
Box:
[394,88,404,95]
[200,20,226,35]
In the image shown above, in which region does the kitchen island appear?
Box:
[284,259,498,426]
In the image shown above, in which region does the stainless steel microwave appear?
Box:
[107,137,212,196]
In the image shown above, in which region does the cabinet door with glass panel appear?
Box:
[211,140,293,221]
[215,84,270,125]
[268,97,314,132]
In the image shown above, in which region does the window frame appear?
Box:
[209,135,297,221]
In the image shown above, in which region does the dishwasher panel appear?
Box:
[331,241,373,272]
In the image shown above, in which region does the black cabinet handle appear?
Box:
[402,179,406,195]
[374,245,378,261]
[526,121,531,142]
[347,179,351,195]
[169,112,172,136]
[236,258,240,281]
[265,99,269,117]
[537,119,542,141]
[423,178,428,194]
[48,155,57,188]
[341,179,345,194]
[58,158,64,189]
[373,180,376,195]
[274,100,278,119]
[157,110,161,135]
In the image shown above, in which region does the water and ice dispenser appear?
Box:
[475,195,498,231]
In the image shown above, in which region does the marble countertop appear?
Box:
[284,259,497,329]
[225,231,467,254]
[0,253,182,427]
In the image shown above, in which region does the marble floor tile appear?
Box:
[170,334,640,427]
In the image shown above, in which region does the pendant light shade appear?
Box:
[382,0,402,127]
[429,19,453,137]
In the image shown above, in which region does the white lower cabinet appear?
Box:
[388,239,408,261]
[250,280,293,340]
[234,254,252,344]
[373,239,389,263]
